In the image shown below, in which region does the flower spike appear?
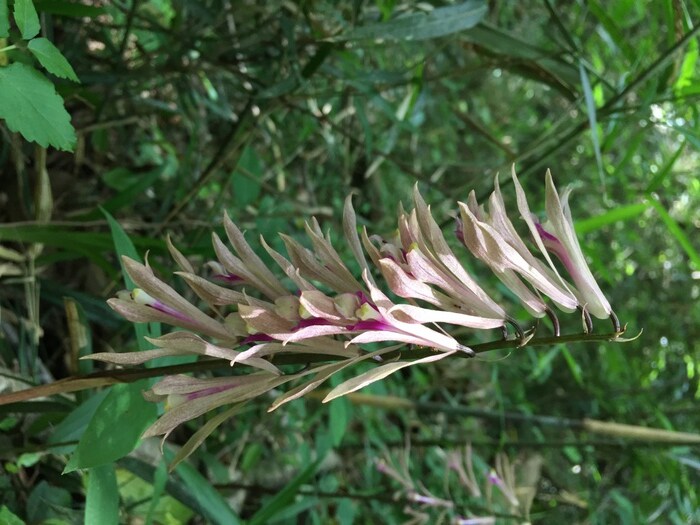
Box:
[98,169,622,454]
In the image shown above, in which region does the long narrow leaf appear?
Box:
[338,1,487,42]
[165,449,243,525]
[248,457,324,525]
[579,62,605,189]
[575,203,649,234]
[648,197,700,270]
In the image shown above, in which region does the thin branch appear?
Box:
[311,392,700,445]
[0,329,625,405]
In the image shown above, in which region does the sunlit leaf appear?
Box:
[13,0,40,39]
[28,37,80,82]
[575,203,649,234]
[647,197,700,270]
[0,63,76,150]
[0,0,10,38]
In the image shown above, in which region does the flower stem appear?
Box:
[0,330,626,405]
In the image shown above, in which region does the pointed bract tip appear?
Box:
[457,344,476,356]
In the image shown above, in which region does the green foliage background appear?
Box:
[1,0,699,523]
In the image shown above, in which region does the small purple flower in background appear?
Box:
[378,446,536,524]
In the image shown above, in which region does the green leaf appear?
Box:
[102,207,161,352]
[28,38,79,82]
[648,197,700,270]
[64,380,157,472]
[78,166,164,219]
[32,0,105,17]
[674,32,698,94]
[248,458,324,525]
[0,0,10,38]
[561,346,583,386]
[101,208,141,288]
[340,1,487,41]
[0,505,25,525]
[46,390,109,454]
[85,465,119,525]
[165,449,243,525]
[27,482,72,523]
[231,147,262,207]
[645,140,685,194]
[461,23,580,98]
[575,202,650,234]
[13,0,40,39]
[0,63,76,151]
[329,374,350,447]
[579,62,605,188]
[144,460,168,525]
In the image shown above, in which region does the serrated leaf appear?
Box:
[323,351,456,402]
[0,0,10,38]
[28,37,79,82]
[340,1,487,42]
[64,380,157,472]
[0,63,76,151]
[13,0,40,39]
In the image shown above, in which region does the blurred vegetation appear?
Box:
[1,0,699,523]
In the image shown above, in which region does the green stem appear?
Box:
[0,330,624,405]
[0,45,17,53]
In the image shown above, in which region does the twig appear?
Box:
[0,330,625,405]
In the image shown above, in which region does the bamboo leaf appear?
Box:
[248,457,324,525]
[579,62,605,188]
[339,1,487,42]
[647,197,700,270]
[575,202,649,234]
[166,449,243,525]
